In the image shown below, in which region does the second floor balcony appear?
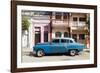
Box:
[52,19,69,27]
[71,22,88,30]
[32,15,50,24]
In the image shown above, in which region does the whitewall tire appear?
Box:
[36,50,44,57]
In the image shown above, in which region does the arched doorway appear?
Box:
[64,32,69,37]
[55,32,62,37]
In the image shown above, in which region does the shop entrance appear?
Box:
[35,27,41,45]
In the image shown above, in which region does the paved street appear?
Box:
[22,48,90,63]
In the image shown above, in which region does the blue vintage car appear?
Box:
[33,38,85,57]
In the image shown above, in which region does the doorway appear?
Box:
[35,27,41,45]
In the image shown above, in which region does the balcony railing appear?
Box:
[33,15,50,20]
[71,22,88,30]
[52,19,69,27]
[72,22,86,27]
[32,15,50,24]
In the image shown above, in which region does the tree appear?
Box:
[86,16,90,35]
[86,17,90,29]
[22,16,30,30]
[22,16,30,48]
[85,13,90,36]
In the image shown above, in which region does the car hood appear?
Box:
[69,42,85,46]
[71,42,84,45]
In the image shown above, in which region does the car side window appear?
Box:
[69,40,73,43]
[66,39,69,43]
[61,39,66,43]
[52,39,59,43]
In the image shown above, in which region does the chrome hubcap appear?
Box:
[37,50,43,57]
[70,50,76,56]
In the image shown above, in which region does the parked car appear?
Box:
[33,38,85,57]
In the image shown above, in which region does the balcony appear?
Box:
[52,19,69,27]
[71,22,88,30]
[33,15,50,20]
[32,15,50,24]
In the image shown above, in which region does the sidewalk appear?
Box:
[22,48,33,55]
[83,48,90,52]
[22,47,32,51]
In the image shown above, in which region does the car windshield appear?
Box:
[69,40,73,43]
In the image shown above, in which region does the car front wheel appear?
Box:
[36,50,44,57]
[69,50,76,56]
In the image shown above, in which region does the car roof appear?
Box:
[52,37,74,40]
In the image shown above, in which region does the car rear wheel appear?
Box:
[36,50,44,57]
[69,50,76,56]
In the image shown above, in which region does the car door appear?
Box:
[49,39,61,53]
[60,39,67,53]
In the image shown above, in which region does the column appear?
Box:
[41,26,44,43]
[29,19,32,48]
[77,34,79,42]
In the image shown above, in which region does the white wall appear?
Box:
[0,0,99,73]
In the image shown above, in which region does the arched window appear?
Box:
[64,32,68,37]
[55,32,62,37]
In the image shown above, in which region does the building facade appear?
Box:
[22,11,90,49]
